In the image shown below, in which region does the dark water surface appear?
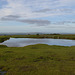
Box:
[0,38,75,47]
[0,69,7,75]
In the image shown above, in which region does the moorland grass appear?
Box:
[0,36,10,43]
[0,44,75,75]
[10,34,75,40]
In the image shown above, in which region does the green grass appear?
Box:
[0,36,10,43]
[0,44,75,75]
[9,34,75,40]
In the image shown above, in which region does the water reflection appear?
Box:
[0,38,75,47]
[0,69,7,75]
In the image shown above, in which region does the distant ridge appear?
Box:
[0,32,75,35]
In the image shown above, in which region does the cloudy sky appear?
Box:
[0,0,75,33]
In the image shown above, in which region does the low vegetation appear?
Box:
[10,34,75,40]
[0,34,75,43]
[0,34,75,75]
[0,36,10,43]
[0,44,75,75]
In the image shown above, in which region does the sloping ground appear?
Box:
[0,44,75,75]
[0,36,10,43]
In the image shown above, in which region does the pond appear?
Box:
[0,38,75,47]
[0,69,7,75]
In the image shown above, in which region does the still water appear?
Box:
[0,38,75,47]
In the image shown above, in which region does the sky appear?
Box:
[0,0,75,33]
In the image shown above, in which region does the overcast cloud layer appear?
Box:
[0,0,75,33]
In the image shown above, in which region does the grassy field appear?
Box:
[0,44,75,75]
[0,36,10,43]
[9,34,75,40]
[0,34,75,75]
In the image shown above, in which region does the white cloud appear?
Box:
[0,0,75,22]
